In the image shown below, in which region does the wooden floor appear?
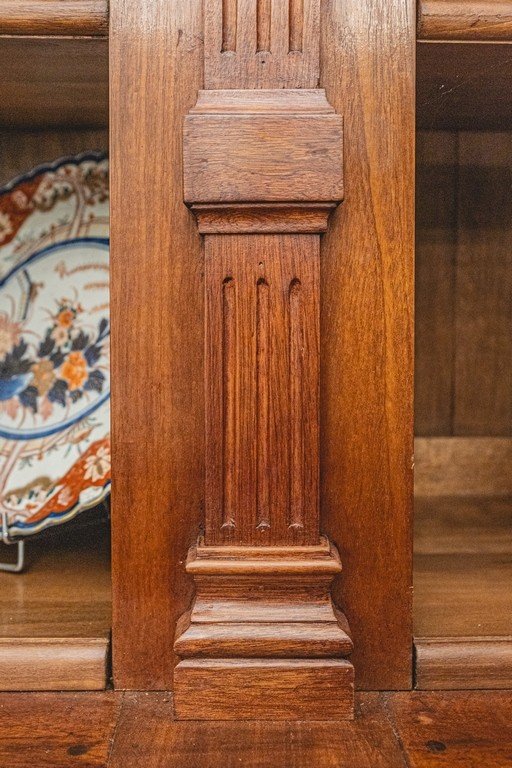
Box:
[0,690,510,767]
[414,495,512,689]
[0,519,111,690]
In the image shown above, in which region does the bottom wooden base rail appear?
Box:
[173,536,354,720]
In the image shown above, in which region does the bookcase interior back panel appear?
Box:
[416,130,512,438]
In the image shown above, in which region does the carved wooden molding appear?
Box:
[174,0,354,721]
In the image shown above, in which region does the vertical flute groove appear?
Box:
[288,278,304,530]
[257,0,272,52]
[288,0,304,52]
[256,278,270,531]
[221,0,237,52]
[222,277,236,531]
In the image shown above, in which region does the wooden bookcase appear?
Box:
[1,0,509,712]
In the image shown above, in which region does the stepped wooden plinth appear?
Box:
[174,537,353,720]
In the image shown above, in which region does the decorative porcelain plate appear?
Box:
[0,153,110,539]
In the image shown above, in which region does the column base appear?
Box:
[173,536,354,720]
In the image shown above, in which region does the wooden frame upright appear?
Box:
[110,0,414,699]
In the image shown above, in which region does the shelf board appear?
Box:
[0,521,111,690]
[414,494,512,689]
[418,0,512,41]
[0,0,107,37]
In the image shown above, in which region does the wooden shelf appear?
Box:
[418,0,512,41]
[0,0,107,37]
[414,495,512,689]
[0,521,111,690]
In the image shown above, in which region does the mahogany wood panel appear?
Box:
[0,37,108,128]
[414,494,512,637]
[109,692,405,767]
[204,0,320,89]
[387,691,512,767]
[454,132,512,435]
[110,0,204,689]
[0,0,108,36]
[415,638,512,689]
[205,234,319,546]
[0,691,120,768]
[415,132,457,436]
[321,0,415,689]
[414,494,512,556]
[418,0,512,40]
[416,131,512,436]
[0,128,108,187]
[417,43,512,131]
[0,524,110,690]
[174,659,354,720]
[414,494,512,687]
[415,437,512,495]
[175,1,353,718]
[0,638,108,691]
[184,104,343,204]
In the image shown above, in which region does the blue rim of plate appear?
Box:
[0,238,110,440]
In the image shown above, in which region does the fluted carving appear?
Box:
[205,235,319,545]
[206,0,319,89]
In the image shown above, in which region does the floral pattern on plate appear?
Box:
[0,153,110,538]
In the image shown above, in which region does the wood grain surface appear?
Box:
[204,234,320,546]
[204,0,320,89]
[415,638,512,689]
[109,692,405,767]
[454,132,512,435]
[321,0,415,689]
[416,131,512,436]
[0,37,108,128]
[0,638,109,691]
[0,127,108,186]
[0,525,110,690]
[414,494,512,688]
[0,691,121,768]
[415,494,512,637]
[0,0,108,36]
[0,690,509,766]
[418,0,512,40]
[415,132,457,436]
[184,106,343,204]
[417,43,512,131]
[415,438,512,495]
[174,659,354,720]
[110,0,204,689]
[387,690,512,767]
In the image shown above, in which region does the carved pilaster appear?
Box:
[173,0,354,721]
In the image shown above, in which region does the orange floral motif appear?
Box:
[60,351,88,391]
[57,308,74,327]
